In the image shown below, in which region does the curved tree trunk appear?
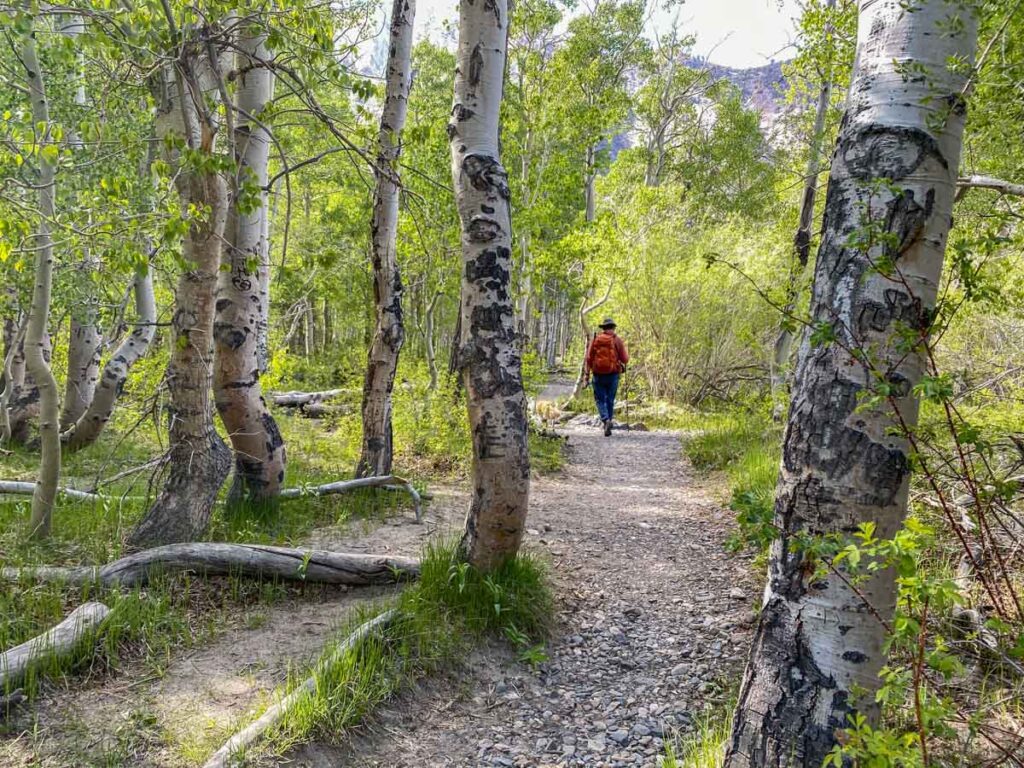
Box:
[770,0,836,402]
[20,22,61,539]
[61,318,101,429]
[0,319,25,446]
[62,265,156,451]
[5,330,49,446]
[449,0,531,572]
[357,0,416,478]
[213,27,286,506]
[725,2,977,766]
[567,280,613,403]
[128,49,232,549]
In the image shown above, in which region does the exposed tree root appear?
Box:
[0,602,110,688]
[202,608,399,768]
[279,474,422,522]
[0,481,99,501]
[1,544,420,588]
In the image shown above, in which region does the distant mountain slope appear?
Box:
[687,56,789,120]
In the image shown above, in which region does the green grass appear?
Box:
[725,442,779,553]
[662,698,736,768]
[682,409,776,473]
[253,539,553,761]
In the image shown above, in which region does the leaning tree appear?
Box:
[18,15,62,538]
[725,1,977,765]
[357,0,416,479]
[448,0,531,570]
[213,19,287,507]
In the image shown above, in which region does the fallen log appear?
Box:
[0,481,100,501]
[268,389,352,407]
[296,402,353,418]
[0,602,110,688]
[1,544,420,588]
[279,474,422,522]
[203,608,399,768]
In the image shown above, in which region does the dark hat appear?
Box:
[598,317,616,329]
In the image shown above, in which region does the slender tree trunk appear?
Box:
[256,75,275,375]
[584,144,597,223]
[568,280,612,402]
[63,265,156,451]
[61,316,101,429]
[449,0,530,571]
[6,330,48,445]
[213,27,286,506]
[423,289,440,391]
[771,0,836,401]
[358,0,416,478]
[58,14,101,430]
[725,2,976,765]
[20,23,61,538]
[129,50,232,549]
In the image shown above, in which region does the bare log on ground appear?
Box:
[1,544,420,588]
[0,481,99,501]
[279,474,422,522]
[268,389,351,407]
[294,402,353,419]
[0,602,110,688]
[203,608,398,768]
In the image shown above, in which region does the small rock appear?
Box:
[729,587,746,600]
[609,729,630,746]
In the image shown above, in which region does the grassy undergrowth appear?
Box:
[247,540,552,762]
[0,402,564,723]
[674,404,781,555]
[661,697,736,768]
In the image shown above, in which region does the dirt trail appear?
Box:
[2,384,755,767]
[289,384,757,767]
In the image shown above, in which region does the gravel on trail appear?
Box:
[291,412,759,767]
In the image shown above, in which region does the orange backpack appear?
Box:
[590,333,620,375]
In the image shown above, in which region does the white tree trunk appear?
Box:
[20,22,61,539]
[771,0,836,399]
[62,265,156,451]
[214,26,286,505]
[449,0,531,571]
[129,47,231,549]
[726,2,977,766]
[357,0,416,478]
[584,144,597,222]
[59,13,103,430]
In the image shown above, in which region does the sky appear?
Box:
[412,0,804,69]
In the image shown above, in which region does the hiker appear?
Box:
[585,318,629,437]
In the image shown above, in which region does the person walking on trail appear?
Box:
[585,318,629,437]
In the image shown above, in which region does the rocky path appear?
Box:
[294,389,758,767]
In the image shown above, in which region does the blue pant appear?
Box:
[592,373,620,422]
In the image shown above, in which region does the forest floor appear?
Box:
[2,382,758,767]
